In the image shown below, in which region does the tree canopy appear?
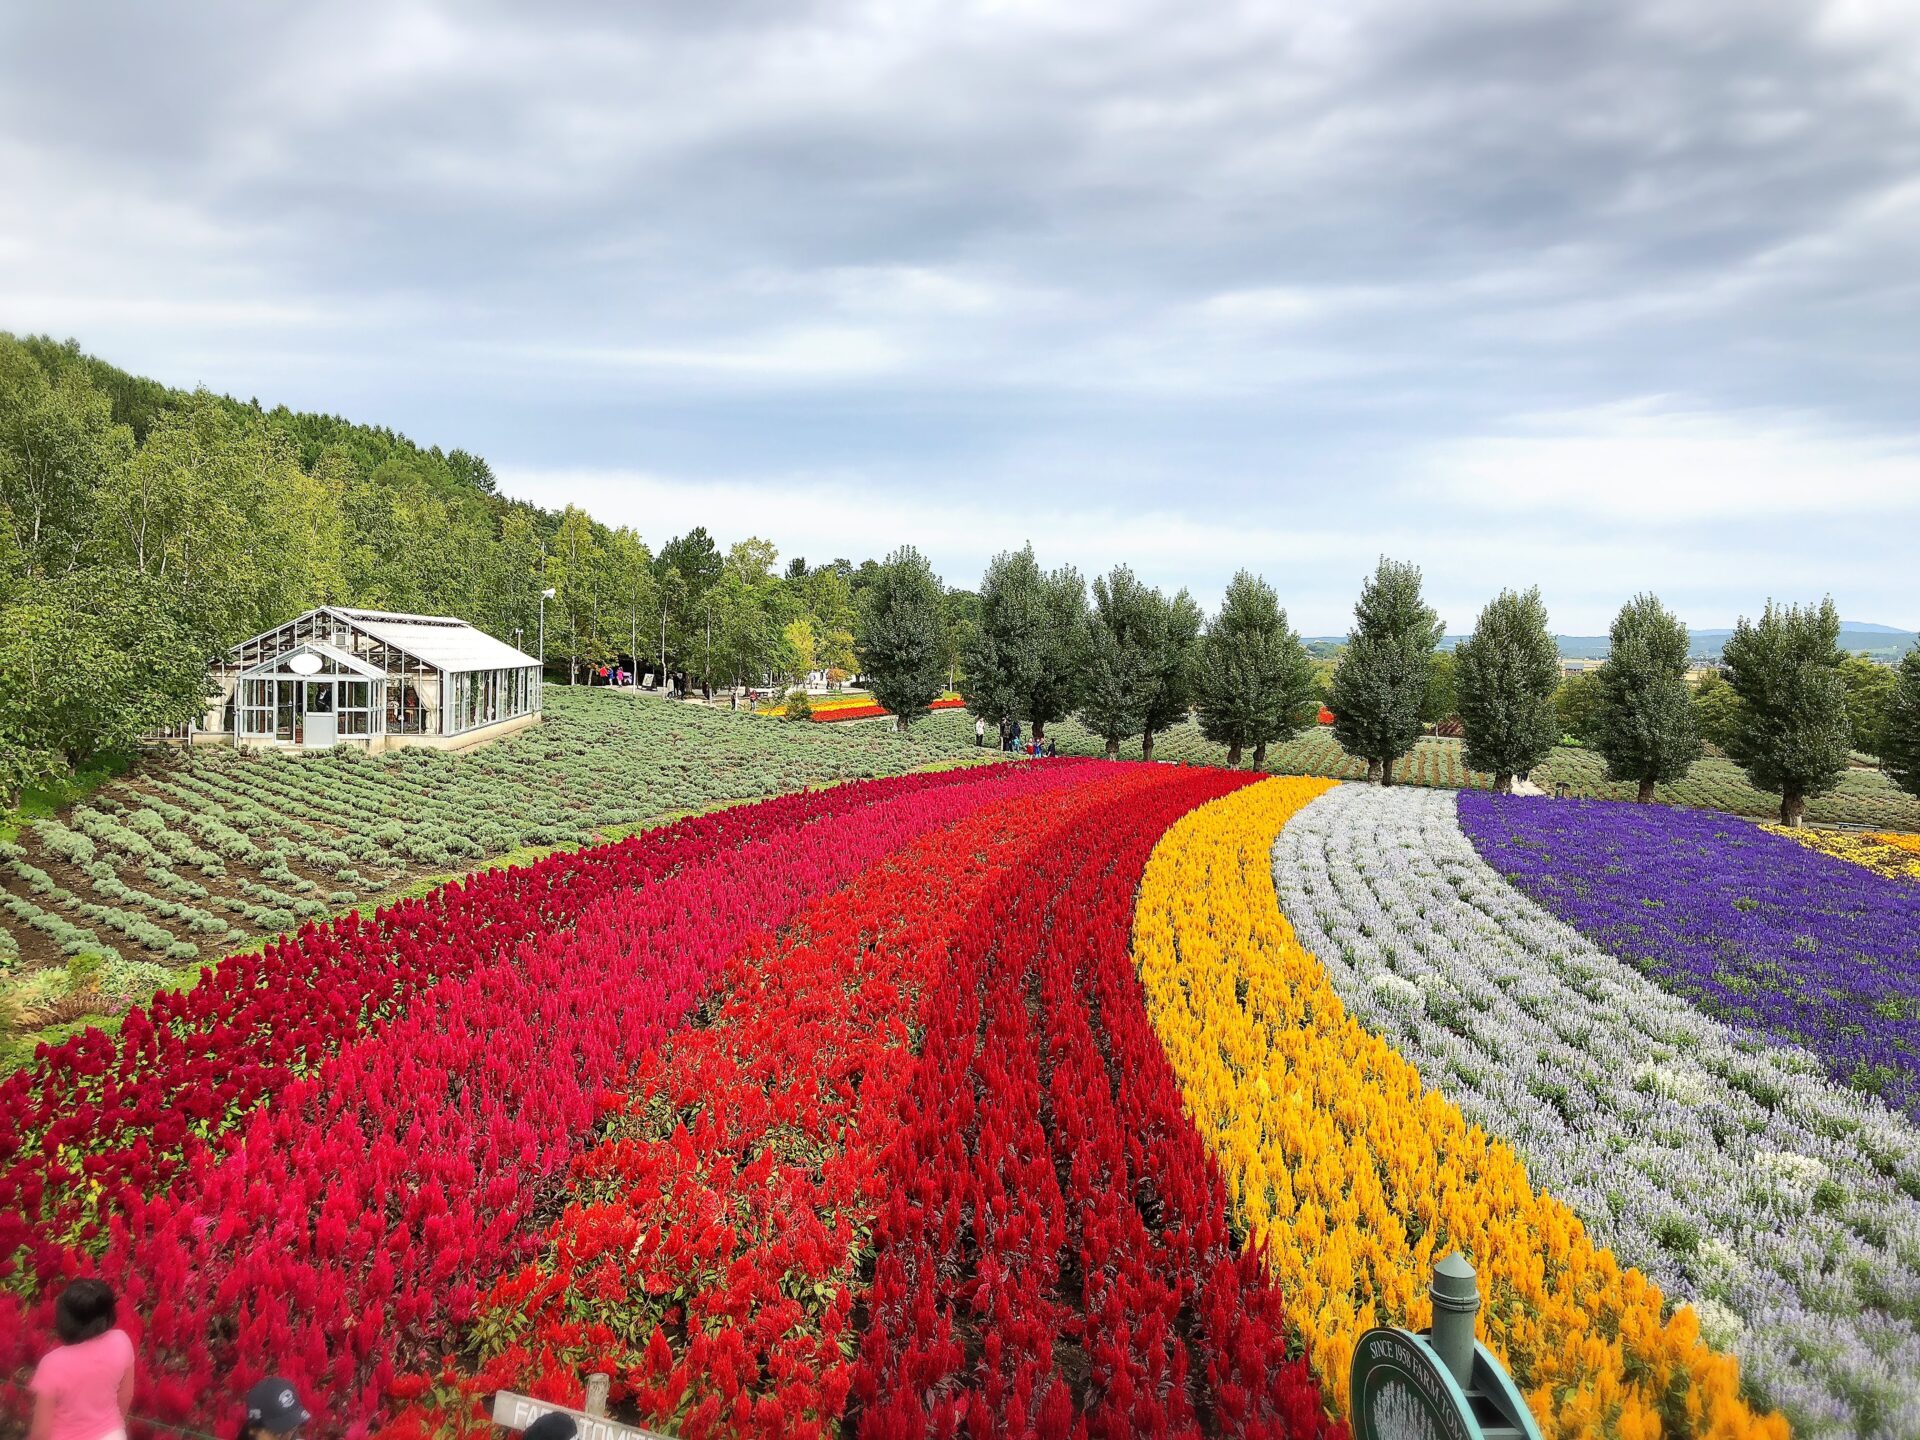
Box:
[1720,598,1852,826]
[1590,593,1701,802]
[961,545,1089,739]
[857,546,947,730]
[1329,558,1444,784]
[1192,571,1313,768]
[1455,586,1561,792]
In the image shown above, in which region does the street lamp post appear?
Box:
[538,587,556,690]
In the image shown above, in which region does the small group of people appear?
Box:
[976,715,1055,757]
[27,1279,309,1440]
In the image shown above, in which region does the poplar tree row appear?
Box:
[858,543,1920,829]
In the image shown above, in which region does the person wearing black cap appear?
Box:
[237,1377,310,1440]
[522,1415,577,1440]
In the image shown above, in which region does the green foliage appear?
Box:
[1554,673,1604,744]
[1421,652,1458,725]
[1691,668,1743,752]
[0,568,215,767]
[856,546,946,729]
[1076,567,1197,758]
[1192,571,1313,767]
[1721,598,1853,825]
[960,545,1089,737]
[1881,651,1920,800]
[782,687,815,722]
[1838,655,1897,758]
[1455,587,1561,789]
[1592,594,1702,799]
[1329,558,1444,783]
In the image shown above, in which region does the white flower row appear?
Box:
[1272,782,1920,1440]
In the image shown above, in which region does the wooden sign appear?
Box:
[491,1391,674,1440]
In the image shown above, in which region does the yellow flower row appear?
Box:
[1130,777,1784,1440]
[1764,824,1920,882]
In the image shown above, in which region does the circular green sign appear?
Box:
[1349,1327,1478,1440]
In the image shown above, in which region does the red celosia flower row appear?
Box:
[4,765,1081,1435]
[851,768,1340,1439]
[0,766,1019,1304]
[391,762,1153,1439]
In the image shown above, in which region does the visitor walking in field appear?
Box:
[975,716,986,747]
[26,1280,134,1440]
[236,1376,311,1440]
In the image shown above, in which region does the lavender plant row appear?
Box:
[1458,791,1920,1118]
[1272,783,1920,1439]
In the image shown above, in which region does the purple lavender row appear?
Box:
[1458,792,1920,1119]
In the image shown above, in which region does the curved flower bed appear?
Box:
[1130,778,1783,1440]
[1274,784,1920,1438]
[1765,825,1920,884]
[851,767,1334,1438]
[5,766,1072,1434]
[1459,794,1920,1116]
[810,697,966,723]
[0,774,959,1294]
[399,762,1149,1437]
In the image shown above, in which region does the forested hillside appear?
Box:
[0,335,923,805]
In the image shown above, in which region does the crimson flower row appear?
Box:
[3,765,1074,1435]
[0,766,1001,1292]
[388,761,1135,1437]
[850,769,1338,1439]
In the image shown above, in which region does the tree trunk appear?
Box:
[1780,791,1807,827]
[896,716,909,734]
[1105,738,1119,760]
[1033,718,1045,742]
[1636,778,1656,804]
[1142,732,1155,763]
[1381,756,1396,787]
[1252,741,1267,770]
[1494,772,1513,794]
[1367,758,1382,784]
[1226,742,1243,768]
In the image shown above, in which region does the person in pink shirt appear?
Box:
[28,1280,134,1440]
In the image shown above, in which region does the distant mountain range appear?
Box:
[1304,623,1917,662]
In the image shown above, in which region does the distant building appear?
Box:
[1559,659,1602,677]
[197,607,542,752]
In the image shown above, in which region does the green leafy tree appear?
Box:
[857,546,946,731]
[1838,655,1897,758]
[1421,652,1458,725]
[0,571,213,769]
[1193,571,1314,768]
[961,545,1089,740]
[1077,566,1165,758]
[1329,558,1444,784]
[1721,598,1852,826]
[1455,587,1561,793]
[1553,673,1604,744]
[1691,668,1743,752]
[1591,594,1701,802]
[547,505,610,684]
[0,336,132,576]
[939,589,980,694]
[1140,589,1202,763]
[1881,650,1920,798]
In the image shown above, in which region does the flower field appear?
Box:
[1460,795,1920,1118]
[758,693,966,722]
[0,689,987,1055]
[8,749,1919,1439]
[1275,787,1920,1436]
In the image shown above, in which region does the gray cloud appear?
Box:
[1,0,1914,628]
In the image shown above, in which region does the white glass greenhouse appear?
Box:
[199,607,542,752]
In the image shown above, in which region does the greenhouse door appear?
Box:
[304,681,336,748]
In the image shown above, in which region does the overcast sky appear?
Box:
[2,0,1915,632]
